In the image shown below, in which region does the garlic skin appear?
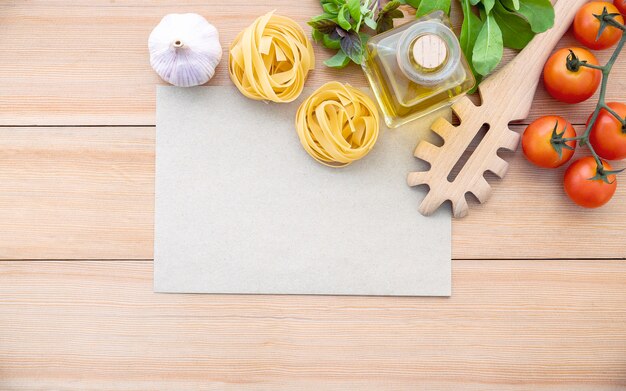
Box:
[149,13,222,87]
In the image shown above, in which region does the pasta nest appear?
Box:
[296,82,380,167]
[229,12,315,103]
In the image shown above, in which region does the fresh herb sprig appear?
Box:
[310,0,556,79]
[375,1,404,34]
[397,0,452,18]
[309,0,405,68]
[462,0,555,86]
[404,0,556,85]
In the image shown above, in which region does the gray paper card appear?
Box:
[155,86,451,296]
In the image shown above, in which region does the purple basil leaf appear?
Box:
[340,29,364,64]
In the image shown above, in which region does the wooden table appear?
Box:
[1,1,625,389]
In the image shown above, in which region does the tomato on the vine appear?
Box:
[588,102,626,160]
[615,0,626,15]
[543,48,601,104]
[574,2,624,50]
[522,116,577,168]
[564,157,617,208]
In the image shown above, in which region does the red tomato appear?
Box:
[574,2,624,50]
[564,157,617,208]
[522,116,577,168]
[615,0,626,14]
[543,48,601,104]
[589,102,626,160]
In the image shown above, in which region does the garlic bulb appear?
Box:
[149,13,222,87]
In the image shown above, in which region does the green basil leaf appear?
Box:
[510,0,520,10]
[340,29,364,64]
[416,0,451,16]
[347,0,362,23]
[387,9,404,18]
[323,33,342,49]
[337,4,352,30]
[375,0,404,33]
[324,51,351,68]
[361,0,375,15]
[470,0,481,5]
[472,13,503,76]
[308,18,339,34]
[404,0,422,8]
[503,0,554,32]
[460,0,484,86]
[309,13,338,23]
[312,28,324,42]
[460,0,483,58]
[492,0,534,49]
[382,0,402,12]
[364,16,377,30]
[482,0,496,14]
[322,2,339,15]
[376,16,394,33]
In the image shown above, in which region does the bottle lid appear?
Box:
[397,21,460,86]
[411,34,448,72]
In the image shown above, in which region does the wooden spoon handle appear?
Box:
[478,0,589,119]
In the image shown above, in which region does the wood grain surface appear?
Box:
[0,126,624,260]
[1,260,625,390]
[0,1,624,125]
[1,0,626,389]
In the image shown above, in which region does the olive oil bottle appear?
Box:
[362,11,475,128]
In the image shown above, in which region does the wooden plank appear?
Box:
[0,127,624,260]
[1,2,624,125]
[455,149,626,259]
[0,127,154,259]
[1,259,625,390]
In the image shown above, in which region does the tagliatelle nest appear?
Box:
[296,82,380,167]
[229,11,315,103]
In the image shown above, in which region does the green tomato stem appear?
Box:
[584,139,604,170]
[604,13,626,31]
[600,103,626,127]
[578,62,604,70]
[559,136,585,142]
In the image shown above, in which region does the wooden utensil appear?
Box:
[407,0,589,218]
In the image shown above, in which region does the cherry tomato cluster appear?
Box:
[523,1,625,208]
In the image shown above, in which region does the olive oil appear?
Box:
[362,11,475,128]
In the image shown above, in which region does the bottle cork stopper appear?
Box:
[411,34,448,71]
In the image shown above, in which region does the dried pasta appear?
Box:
[229,12,315,103]
[296,82,380,167]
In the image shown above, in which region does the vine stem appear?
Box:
[560,136,585,142]
[601,103,626,127]
[573,13,626,174]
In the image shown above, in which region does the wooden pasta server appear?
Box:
[407,0,589,218]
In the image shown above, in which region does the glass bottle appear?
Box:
[362,11,476,128]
